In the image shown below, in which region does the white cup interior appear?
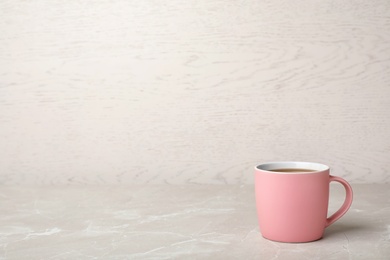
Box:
[256,161,329,173]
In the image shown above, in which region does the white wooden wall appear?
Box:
[1,0,390,184]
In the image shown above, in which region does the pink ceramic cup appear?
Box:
[255,162,353,243]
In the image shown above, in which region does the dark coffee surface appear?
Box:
[269,168,316,172]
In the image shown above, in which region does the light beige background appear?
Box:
[1,0,389,185]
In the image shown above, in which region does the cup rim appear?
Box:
[255,161,329,174]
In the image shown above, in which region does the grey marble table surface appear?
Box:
[0,184,389,259]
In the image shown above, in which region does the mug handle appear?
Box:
[325,175,353,227]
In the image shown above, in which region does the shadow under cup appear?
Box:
[254,162,353,243]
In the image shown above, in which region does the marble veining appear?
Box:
[0,184,389,259]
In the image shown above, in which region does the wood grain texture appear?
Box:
[1,0,390,184]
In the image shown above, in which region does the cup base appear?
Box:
[262,235,323,243]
